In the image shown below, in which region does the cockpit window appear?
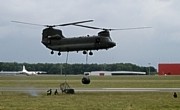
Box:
[107,36,112,41]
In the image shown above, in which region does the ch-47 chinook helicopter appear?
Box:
[12,20,151,56]
[12,20,151,85]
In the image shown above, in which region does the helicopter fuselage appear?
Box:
[42,35,116,52]
[41,28,116,54]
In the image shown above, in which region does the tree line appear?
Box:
[0,62,156,75]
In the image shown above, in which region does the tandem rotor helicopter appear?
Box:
[12,20,151,56]
[12,20,151,85]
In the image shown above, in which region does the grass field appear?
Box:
[0,75,180,110]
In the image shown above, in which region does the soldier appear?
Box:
[173,92,177,98]
[47,89,52,95]
[54,89,58,95]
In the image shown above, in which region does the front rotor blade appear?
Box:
[110,27,152,31]
[74,24,104,30]
[11,21,45,26]
[74,24,152,31]
[57,20,94,26]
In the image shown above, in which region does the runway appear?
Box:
[0,87,180,92]
[76,88,180,92]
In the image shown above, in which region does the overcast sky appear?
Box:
[0,0,180,68]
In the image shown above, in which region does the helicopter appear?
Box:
[12,20,151,56]
[12,20,151,85]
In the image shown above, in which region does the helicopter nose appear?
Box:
[109,41,116,48]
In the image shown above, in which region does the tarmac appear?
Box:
[0,87,180,93]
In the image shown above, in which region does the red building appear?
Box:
[158,64,180,75]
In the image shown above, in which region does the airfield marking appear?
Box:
[0,87,180,92]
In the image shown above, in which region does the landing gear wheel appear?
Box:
[89,51,93,56]
[58,52,61,56]
[83,50,87,54]
[51,50,54,54]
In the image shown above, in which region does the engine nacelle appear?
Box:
[82,76,90,84]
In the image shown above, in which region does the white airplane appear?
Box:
[0,65,46,76]
[21,65,47,75]
[21,65,37,75]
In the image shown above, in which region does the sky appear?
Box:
[0,0,180,68]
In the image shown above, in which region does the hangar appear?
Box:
[158,63,180,75]
[84,71,146,76]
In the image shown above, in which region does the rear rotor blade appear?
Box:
[57,20,94,26]
[11,21,44,26]
[12,20,94,27]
